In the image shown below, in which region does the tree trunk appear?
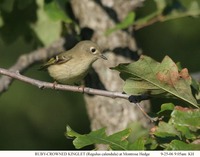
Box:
[71,0,150,150]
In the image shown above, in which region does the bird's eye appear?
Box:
[90,47,97,54]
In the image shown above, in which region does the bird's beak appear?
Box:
[100,54,107,60]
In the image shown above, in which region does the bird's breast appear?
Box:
[47,57,96,84]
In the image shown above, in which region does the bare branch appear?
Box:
[134,15,164,31]
[0,67,129,100]
[0,67,156,122]
[0,38,65,93]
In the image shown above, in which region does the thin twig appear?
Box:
[0,67,159,122]
[134,14,164,31]
[134,10,200,31]
[0,38,65,93]
[0,67,129,100]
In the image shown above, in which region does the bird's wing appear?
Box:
[39,54,72,70]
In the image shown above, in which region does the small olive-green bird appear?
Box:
[40,40,107,85]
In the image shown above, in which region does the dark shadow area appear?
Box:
[113,47,140,61]
[80,27,94,40]
[94,0,119,23]
[0,0,37,44]
[85,68,107,93]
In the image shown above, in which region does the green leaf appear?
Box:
[171,106,200,130]
[128,122,148,142]
[105,11,135,35]
[158,103,174,114]
[66,125,81,137]
[44,0,72,23]
[167,140,200,150]
[106,129,131,150]
[65,125,132,150]
[175,126,196,140]
[191,78,200,101]
[128,137,146,150]
[30,0,62,46]
[112,55,199,108]
[153,121,181,138]
[145,138,158,150]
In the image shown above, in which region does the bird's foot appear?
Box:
[52,81,58,89]
[78,85,85,93]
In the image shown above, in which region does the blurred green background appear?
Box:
[0,0,200,149]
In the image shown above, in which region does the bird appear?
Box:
[40,40,107,85]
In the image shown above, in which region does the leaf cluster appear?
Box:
[66,103,200,150]
[0,0,75,46]
[66,55,200,150]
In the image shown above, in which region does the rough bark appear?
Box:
[71,0,150,150]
